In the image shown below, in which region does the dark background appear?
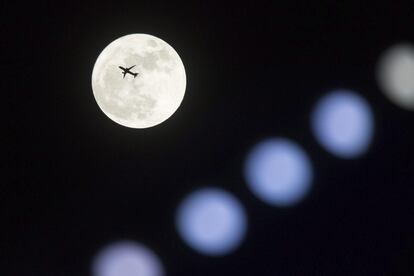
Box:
[3,1,414,275]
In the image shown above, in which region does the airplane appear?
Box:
[118,65,138,79]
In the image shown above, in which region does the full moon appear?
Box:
[92,34,186,128]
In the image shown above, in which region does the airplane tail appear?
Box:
[133,73,138,78]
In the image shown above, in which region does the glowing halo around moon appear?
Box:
[92,34,186,128]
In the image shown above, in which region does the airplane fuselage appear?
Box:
[119,66,138,78]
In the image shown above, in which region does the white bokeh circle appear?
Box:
[311,90,374,158]
[92,241,164,276]
[244,138,313,206]
[175,187,247,256]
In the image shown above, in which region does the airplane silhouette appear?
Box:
[118,65,138,79]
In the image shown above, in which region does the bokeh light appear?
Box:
[92,241,164,276]
[311,90,374,158]
[377,43,414,110]
[175,187,247,256]
[244,138,313,207]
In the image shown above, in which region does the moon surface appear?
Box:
[92,34,186,128]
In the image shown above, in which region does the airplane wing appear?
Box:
[123,71,127,78]
[127,65,136,70]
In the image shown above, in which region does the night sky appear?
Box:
[4,1,414,275]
